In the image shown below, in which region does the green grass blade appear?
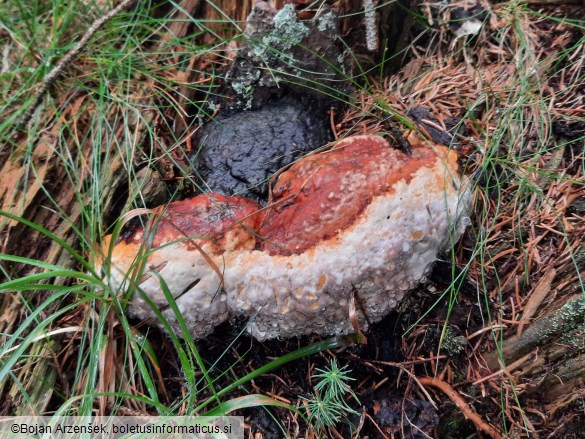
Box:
[204,394,297,416]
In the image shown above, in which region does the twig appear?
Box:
[484,296,585,371]
[473,352,534,385]
[364,412,389,438]
[15,0,137,133]
[418,376,503,439]
[466,324,506,341]
[366,361,437,409]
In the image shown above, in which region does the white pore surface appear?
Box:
[107,240,228,339]
[226,158,469,339]
[105,153,469,340]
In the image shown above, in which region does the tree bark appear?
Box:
[483,293,585,403]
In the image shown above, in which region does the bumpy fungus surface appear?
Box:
[100,135,469,340]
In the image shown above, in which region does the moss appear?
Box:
[230,69,261,110]
[441,327,467,355]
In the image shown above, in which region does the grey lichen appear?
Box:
[271,4,309,48]
[317,11,337,32]
[253,4,309,58]
[218,2,349,112]
[560,323,585,352]
[548,297,585,335]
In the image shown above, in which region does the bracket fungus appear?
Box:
[99,135,470,340]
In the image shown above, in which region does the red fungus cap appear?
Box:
[259,135,452,255]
